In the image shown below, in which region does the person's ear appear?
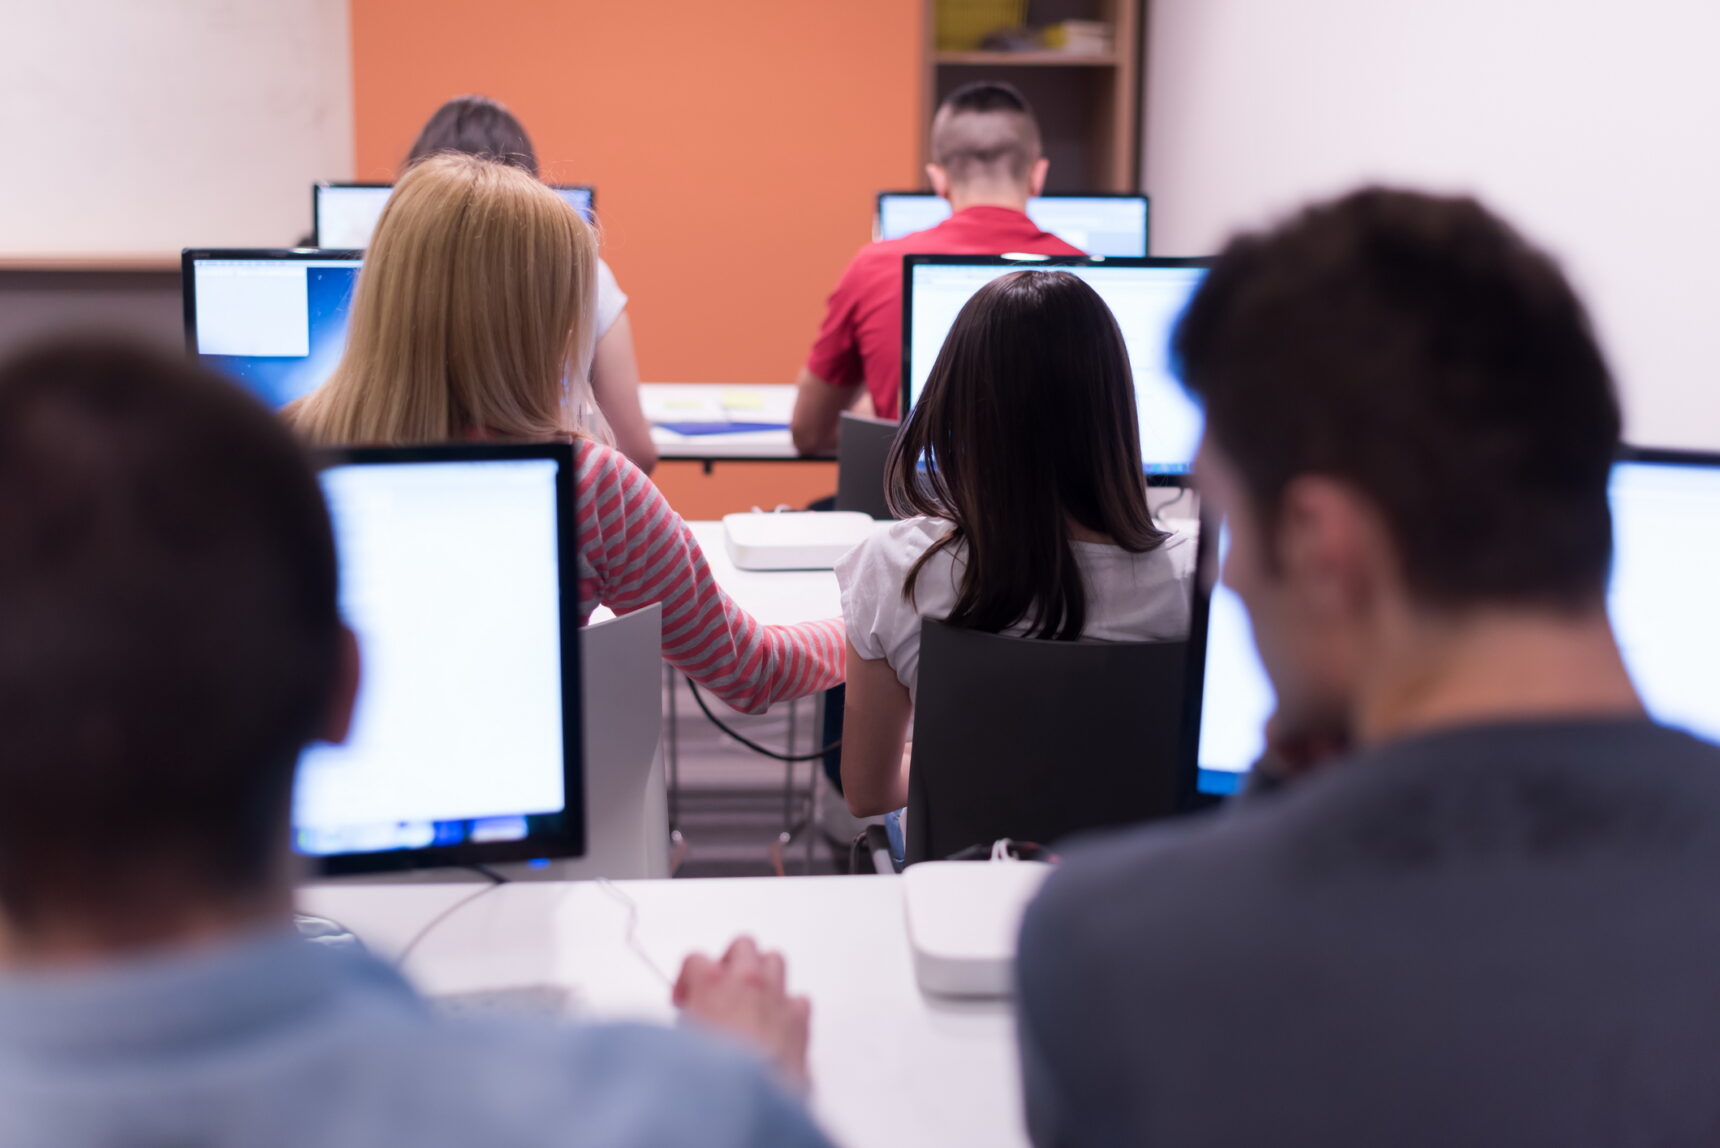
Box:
[927,163,951,200]
[1276,477,1390,624]
[318,626,362,745]
[1027,157,1050,198]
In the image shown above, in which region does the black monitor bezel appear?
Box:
[305,441,587,876]
[872,189,1151,252]
[311,180,597,246]
[898,252,1210,487]
[181,247,366,361]
[1177,442,1720,808]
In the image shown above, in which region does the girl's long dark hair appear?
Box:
[404,95,539,177]
[885,270,1168,641]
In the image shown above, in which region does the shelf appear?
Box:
[934,50,1119,67]
[0,255,181,272]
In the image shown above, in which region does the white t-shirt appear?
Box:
[836,516,1198,700]
[594,258,628,339]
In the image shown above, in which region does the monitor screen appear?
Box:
[1188,452,1720,796]
[314,182,595,248]
[877,193,1150,257]
[185,251,361,408]
[297,446,583,874]
[903,256,1207,475]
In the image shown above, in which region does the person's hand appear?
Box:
[674,936,812,1091]
[1253,711,1351,786]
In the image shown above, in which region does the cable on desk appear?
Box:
[1155,484,1194,518]
[596,878,674,988]
[394,864,509,972]
[685,676,842,763]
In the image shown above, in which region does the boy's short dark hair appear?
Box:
[1175,187,1621,610]
[0,339,341,928]
[931,81,1043,184]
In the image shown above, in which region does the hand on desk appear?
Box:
[1248,711,1352,793]
[674,935,813,1091]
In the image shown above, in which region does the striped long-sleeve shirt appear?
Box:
[574,439,844,713]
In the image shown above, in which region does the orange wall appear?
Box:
[349,0,925,385]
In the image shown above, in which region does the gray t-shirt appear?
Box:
[1017,718,1720,1147]
[0,927,830,1148]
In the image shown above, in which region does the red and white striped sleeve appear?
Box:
[573,440,845,714]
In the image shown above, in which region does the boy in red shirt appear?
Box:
[790,82,1084,455]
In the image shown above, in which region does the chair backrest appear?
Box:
[513,602,669,881]
[906,619,1186,864]
[836,413,899,520]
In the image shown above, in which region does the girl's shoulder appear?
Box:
[851,514,955,562]
[837,514,957,584]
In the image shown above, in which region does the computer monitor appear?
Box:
[183,248,362,408]
[301,443,584,876]
[1183,448,1720,798]
[901,254,1209,477]
[875,192,1150,257]
[313,181,596,249]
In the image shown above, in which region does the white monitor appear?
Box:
[876,192,1150,257]
[313,181,596,249]
[183,249,362,409]
[902,255,1208,476]
[1187,450,1720,796]
[299,444,584,874]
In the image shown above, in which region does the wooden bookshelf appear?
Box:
[935,50,1120,67]
[922,0,1142,193]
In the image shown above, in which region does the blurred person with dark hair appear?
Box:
[1016,189,1720,1147]
[0,338,830,1148]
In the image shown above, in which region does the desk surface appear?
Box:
[644,383,813,461]
[299,876,1026,1148]
[686,515,1200,630]
[687,519,855,626]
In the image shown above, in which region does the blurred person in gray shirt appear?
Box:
[0,339,831,1148]
[1017,188,1720,1147]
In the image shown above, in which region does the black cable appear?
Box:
[466,862,511,886]
[393,864,509,971]
[685,676,842,762]
[1156,484,1194,517]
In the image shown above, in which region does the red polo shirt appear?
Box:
[804,206,1084,420]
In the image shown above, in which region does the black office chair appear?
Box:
[900,619,1188,865]
[835,413,899,520]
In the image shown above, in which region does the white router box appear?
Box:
[722,511,878,571]
[902,860,1054,998]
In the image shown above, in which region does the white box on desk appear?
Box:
[722,511,878,571]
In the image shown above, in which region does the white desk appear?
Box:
[299,876,1026,1148]
[644,383,820,464]
[682,517,1198,628]
[687,519,854,625]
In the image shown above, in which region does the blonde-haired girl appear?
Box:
[289,154,841,712]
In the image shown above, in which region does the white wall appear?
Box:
[1144,0,1720,450]
[0,0,353,255]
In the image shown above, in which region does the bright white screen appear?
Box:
[1608,461,1720,745]
[877,194,1149,257]
[1195,459,1720,792]
[906,261,1206,473]
[314,186,393,249]
[1193,526,1274,794]
[294,458,569,855]
[316,184,594,248]
[193,261,311,357]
